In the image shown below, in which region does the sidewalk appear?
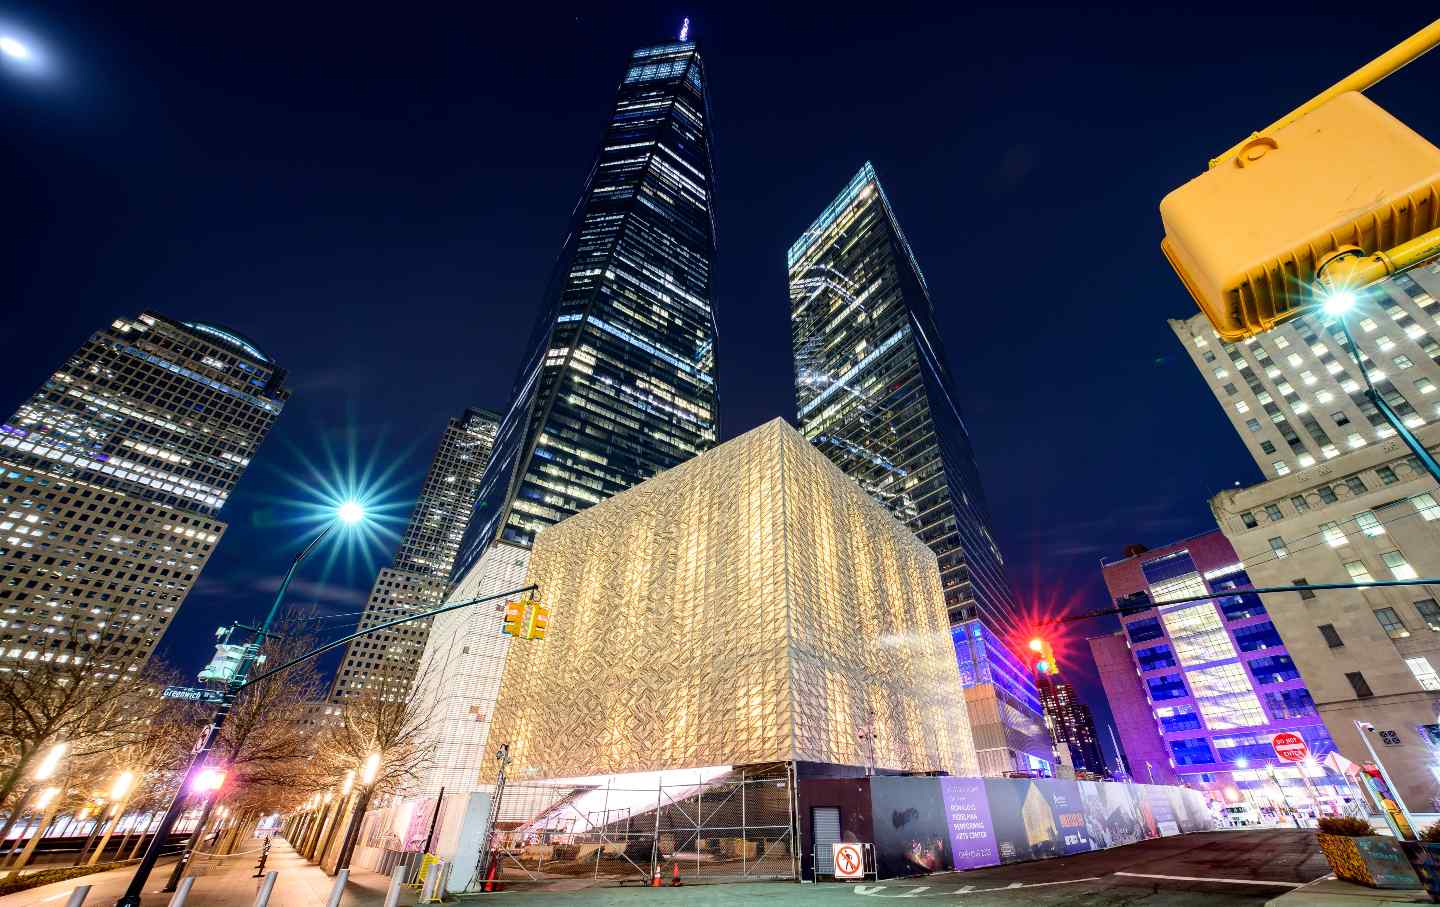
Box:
[0,840,415,907]
[1266,875,1432,906]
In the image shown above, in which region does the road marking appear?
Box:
[852,877,1101,897]
[1113,872,1303,888]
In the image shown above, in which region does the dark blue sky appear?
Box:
[5,2,1439,770]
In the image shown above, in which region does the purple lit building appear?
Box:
[1094,530,1351,812]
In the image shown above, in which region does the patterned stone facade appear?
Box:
[482,418,977,781]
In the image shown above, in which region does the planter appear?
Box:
[1400,842,1440,903]
[1317,833,1421,890]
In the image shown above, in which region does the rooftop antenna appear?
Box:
[679,17,690,42]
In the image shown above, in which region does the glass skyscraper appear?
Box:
[451,38,720,576]
[328,408,498,704]
[788,162,1017,633]
[0,312,288,667]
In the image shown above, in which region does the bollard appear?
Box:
[325,868,349,907]
[252,871,278,907]
[168,877,197,907]
[381,864,404,907]
[64,885,92,907]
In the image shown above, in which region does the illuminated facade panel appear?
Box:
[450,38,720,574]
[482,419,977,780]
[328,407,500,704]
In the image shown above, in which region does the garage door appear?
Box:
[813,807,840,876]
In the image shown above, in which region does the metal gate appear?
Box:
[812,807,840,875]
[472,768,795,886]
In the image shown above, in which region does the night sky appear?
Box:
[5,2,1440,771]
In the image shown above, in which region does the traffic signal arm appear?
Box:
[1210,18,1440,170]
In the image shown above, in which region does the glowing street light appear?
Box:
[110,771,135,801]
[0,36,29,60]
[193,767,226,794]
[360,753,380,786]
[337,500,365,525]
[340,769,355,797]
[35,787,59,810]
[33,742,66,781]
[1321,288,1357,317]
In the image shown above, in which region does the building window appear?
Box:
[1319,486,1339,504]
[1318,624,1344,647]
[1416,378,1436,395]
[1169,738,1216,766]
[1346,672,1375,698]
[1240,512,1258,529]
[1268,537,1289,558]
[1261,441,1276,455]
[1382,550,1418,580]
[1155,704,1203,732]
[1291,495,1311,513]
[1235,401,1251,414]
[1146,673,1189,701]
[1346,476,1368,495]
[1235,622,1284,651]
[1126,618,1164,644]
[1265,504,1283,521]
[1321,522,1348,547]
[1344,560,1375,583]
[1416,599,1440,631]
[1293,578,1316,600]
[1273,461,1291,476]
[1355,510,1386,537]
[1245,418,1262,432]
[1395,355,1415,370]
[1135,644,1177,672]
[1406,657,1440,691]
[1264,688,1318,718]
[1413,493,1440,520]
[1375,607,1410,638]
[1377,465,1399,484]
[1332,411,1352,427]
[1248,654,1301,685]
[1224,383,1238,396]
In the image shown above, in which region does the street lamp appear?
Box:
[0,742,69,859]
[34,743,66,781]
[337,753,382,870]
[87,771,135,865]
[118,501,368,907]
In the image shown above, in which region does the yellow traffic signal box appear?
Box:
[501,599,525,637]
[1160,92,1440,341]
[525,603,550,640]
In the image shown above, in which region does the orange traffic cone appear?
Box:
[650,863,663,887]
[671,863,682,887]
[482,852,500,892]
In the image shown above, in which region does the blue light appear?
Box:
[679,17,690,41]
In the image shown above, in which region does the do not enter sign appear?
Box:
[1272,732,1309,762]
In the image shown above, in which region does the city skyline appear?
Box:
[8,6,1440,773]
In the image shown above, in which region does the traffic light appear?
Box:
[501,599,525,637]
[1161,91,1440,341]
[1027,637,1057,675]
[524,602,550,640]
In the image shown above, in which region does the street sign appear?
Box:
[164,686,224,703]
[832,842,863,880]
[1271,732,1308,762]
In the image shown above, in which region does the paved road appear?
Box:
[473,829,1331,905]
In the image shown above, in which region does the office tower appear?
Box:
[788,162,1042,775]
[328,408,499,704]
[1172,257,1440,813]
[1097,531,1358,806]
[411,32,721,796]
[1088,631,1173,784]
[788,162,1012,632]
[0,312,288,666]
[952,620,1053,776]
[1034,673,1105,777]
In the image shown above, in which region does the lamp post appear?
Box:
[7,785,61,869]
[336,753,380,871]
[0,742,66,848]
[116,501,366,907]
[87,771,135,865]
[161,768,226,891]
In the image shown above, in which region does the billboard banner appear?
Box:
[1077,780,1145,849]
[869,776,952,879]
[939,777,999,870]
[1046,779,1095,855]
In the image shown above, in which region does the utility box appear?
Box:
[1160,92,1440,341]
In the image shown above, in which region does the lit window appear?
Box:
[1328,362,1345,375]
[1235,401,1250,414]
[1378,336,1395,351]
[1395,355,1415,370]
[1413,493,1440,521]
[1382,550,1418,580]
[1405,323,1426,340]
[1371,370,1388,382]
[1288,353,1304,367]
[1274,336,1290,349]
[1341,379,1360,393]
[1300,370,1317,385]
[1344,560,1375,583]
[1322,444,1340,459]
[1297,453,1316,467]
[1348,433,1367,449]
[1257,391,1274,404]
[1293,401,1309,413]
[1360,318,1378,333]
[1406,657,1440,691]
[1273,460,1291,476]
[1417,378,1437,394]
[1269,537,1289,558]
[1316,390,1334,403]
[1376,607,1409,639]
[1355,510,1385,536]
[1194,336,1209,348]
[1321,521,1347,546]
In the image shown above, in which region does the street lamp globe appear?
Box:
[1322,289,1357,317]
[360,752,380,786]
[0,36,29,60]
[337,500,365,525]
